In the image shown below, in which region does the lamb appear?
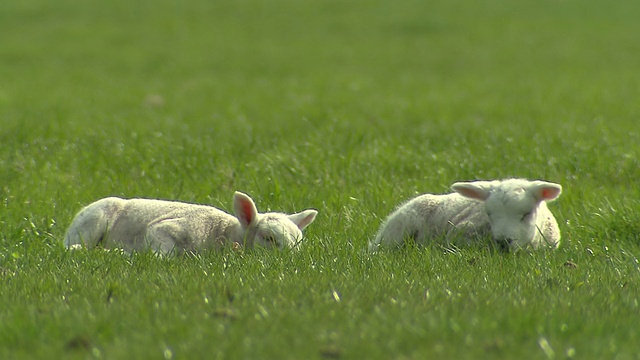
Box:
[64,191,318,255]
[369,179,562,252]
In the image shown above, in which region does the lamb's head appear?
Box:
[451,179,562,250]
[233,191,318,250]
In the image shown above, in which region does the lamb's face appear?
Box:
[484,187,539,250]
[452,179,562,251]
[250,214,303,250]
[232,191,317,251]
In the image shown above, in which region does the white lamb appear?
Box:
[64,191,318,255]
[369,179,562,251]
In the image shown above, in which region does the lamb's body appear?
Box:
[64,192,317,254]
[373,194,490,249]
[370,179,562,251]
[65,197,241,253]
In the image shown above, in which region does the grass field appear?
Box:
[2,0,640,358]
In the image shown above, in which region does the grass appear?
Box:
[1,0,640,358]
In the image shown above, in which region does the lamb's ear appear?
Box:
[528,181,562,202]
[451,181,493,201]
[233,192,259,229]
[288,210,318,231]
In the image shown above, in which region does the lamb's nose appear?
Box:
[495,238,513,251]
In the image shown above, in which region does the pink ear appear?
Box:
[531,182,562,201]
[288,210,318,231]
[233,192,259,229]
[451,182,492,201]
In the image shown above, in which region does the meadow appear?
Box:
[1,0,640,358]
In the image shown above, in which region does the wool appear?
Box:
[370,179,562,251]
[64,192,317,255]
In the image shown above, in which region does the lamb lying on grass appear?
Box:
[64,192,318,255]
[369,179,562,252]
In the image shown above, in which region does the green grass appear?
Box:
[1,0,640,358]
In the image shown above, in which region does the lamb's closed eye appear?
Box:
[263,235,277,245]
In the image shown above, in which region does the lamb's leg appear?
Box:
[146,219,189,255]
[370,213,415,251]
[64,198,124,249]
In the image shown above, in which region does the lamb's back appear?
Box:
[408,193,490,241]
[106,199,236,250]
